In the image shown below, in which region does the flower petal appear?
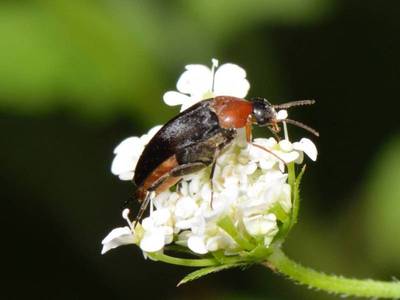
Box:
[140,231,166,253]
[118,171,135,181]
[163,91,190,106]
[179,98,203,111]
[111,152,139,178]
[111,126,162,180]
[101,227,135,254]
[151,209,171,226]
[177,64,212,96]
[175,197,197,219]
[279,139,294,152]
[243,214,277,237]
[188,235,208,254]
[278,151,300,163]
[213,63,250,98]
[293,138,318,161]
[111,137,144,177]
[113,137,142,155]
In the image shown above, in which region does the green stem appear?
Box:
[287,163,297,227]
[149,251,252,267]
[266,248,400,298]
[148,252,218,267]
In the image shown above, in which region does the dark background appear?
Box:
[1,1,399,299]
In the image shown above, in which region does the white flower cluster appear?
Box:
[163,58,250,111]
[102,59,317,257]
[111,125,162,181]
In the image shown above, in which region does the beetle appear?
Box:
[133,96,318,222]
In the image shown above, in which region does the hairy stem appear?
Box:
[265,248,400,298]
[148,252,218,267]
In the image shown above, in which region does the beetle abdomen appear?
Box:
[134,99,220,186]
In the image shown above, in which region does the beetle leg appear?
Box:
[209,130,236,207]
[134,163,207,224]
[143,162,207,197]
[169,162,208,177]
[134,191,153,226]
[266,126,281,141]
[135,130,237,222]
[133,145,218,222]
[173,158,218,208]
[245,117,252,142]
[178,130,236,207]
[209,159,217,208]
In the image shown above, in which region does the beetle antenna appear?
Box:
[273,100,315,109]
[280,118,319,137]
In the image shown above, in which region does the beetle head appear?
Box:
[250,97,280,132]
[251,97,276,126]
[250,97,319,137]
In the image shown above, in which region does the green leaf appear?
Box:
[273,164,306,242]
[177,263,247,286]
[290,164,307,228]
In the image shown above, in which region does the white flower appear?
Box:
[187,236,208,254]
[163,59,250,111]
[101,227,135,254]
[104,130,317,255]
[101,209,137,254]
[104,133,316,256]
[103,59,319,259]
[243,214,278,246]
[140,209,174,253]
[293,138,318,161]
[249,137,318,171]
[111,125,162,180]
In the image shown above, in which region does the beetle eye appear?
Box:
[254,107,266,124]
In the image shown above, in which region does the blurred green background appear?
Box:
[1,0,399,299]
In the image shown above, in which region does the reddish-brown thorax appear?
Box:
[211,96,253,141]
[211,96,253,128]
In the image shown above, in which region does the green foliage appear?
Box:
[178,263,247,286]
[0,0,330,120]
[0,1,162,119]
[363,136,400,269]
